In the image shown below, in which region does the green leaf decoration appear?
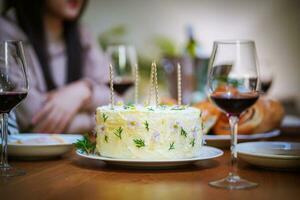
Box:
[190,138,195,147]
[147,107,154,111]
[114,127,123,139]
[180,127,187,138]
[74,135,96,154]
[124,103,135,110]
[133,139,145,148]
[169,142,175,150]
[144,121,150,131]
[104,135,109,143]
[102,113,108,122]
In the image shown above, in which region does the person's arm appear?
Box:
[65,112,95,134]
[31,80,91,133]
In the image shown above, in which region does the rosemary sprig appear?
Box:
[169,142,175,150]
[114,127,123,139]
[102,113,108,122]
[180,127,187,138]
[74,135,96,154]
[144,121,150,131]
[133,139,145,148]
[124,103,135,110]
[190,138,195,147]
[147,107,154,111]
[104,135,109,143]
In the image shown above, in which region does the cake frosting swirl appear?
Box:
[95,104,204,160]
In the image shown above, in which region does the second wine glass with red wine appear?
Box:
[207,40,260,189]
[106,45,137,96]
[0,41,29,177]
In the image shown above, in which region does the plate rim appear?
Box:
[204,129,280,141]
[6,133,83,147]
[76,146,224,163]
[237,141,300,160]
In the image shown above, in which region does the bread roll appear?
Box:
[193,100,221,133]
[212,97,284,135]
[253,97,284,133]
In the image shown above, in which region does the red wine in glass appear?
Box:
[260,80,272,93]
[0,92,27,113]
[210,92,259,116]
[106,79,134,95]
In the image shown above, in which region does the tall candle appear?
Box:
[148,62,155,106]
[134,63,139,105]
[177,63,182,105]
[109,64,115,109]
[153,62,159,107]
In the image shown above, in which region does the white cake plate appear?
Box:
[76,146,223,169]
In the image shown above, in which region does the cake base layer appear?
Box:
[96,105,204,160]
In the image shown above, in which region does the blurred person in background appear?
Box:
[0,0,113,133]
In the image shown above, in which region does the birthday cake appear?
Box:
[95,104,204,160]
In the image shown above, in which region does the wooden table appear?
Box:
[1,130,300,200]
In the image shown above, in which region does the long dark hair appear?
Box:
[2,0,88,91]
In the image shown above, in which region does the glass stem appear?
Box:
[229,115,239,178]
[0,113,9,168]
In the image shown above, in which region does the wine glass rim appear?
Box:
[0,40,24,45]
[214,39,255,45]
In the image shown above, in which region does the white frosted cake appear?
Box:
[95,104,204,160]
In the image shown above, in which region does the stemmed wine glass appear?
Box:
[106,45,137,96]
[207,40,260,189]
[0,41,29,177]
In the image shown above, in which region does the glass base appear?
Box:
[0,165,26,177]
[209,173,258,190]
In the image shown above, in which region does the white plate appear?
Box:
[204,129,280,148]
[76,146,223,169]
[282,115,300,128]
[237,141,300,169]
[3,134,83,159]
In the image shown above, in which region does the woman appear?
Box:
[0,0,112,133]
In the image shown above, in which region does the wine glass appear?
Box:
[106,45,137,97]
[259,62,273,94]
[0,41,29,177]
[207,40,260,189]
